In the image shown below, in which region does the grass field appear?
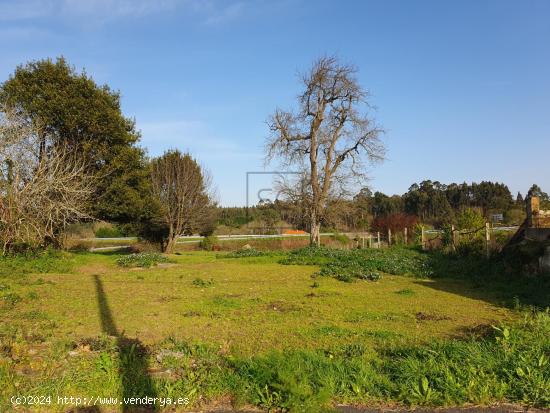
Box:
[1,248,549,411]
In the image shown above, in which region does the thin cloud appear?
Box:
[60,0,182,19]
[0,0,247,25]
[138,119,261,160]
[204,2,245,26]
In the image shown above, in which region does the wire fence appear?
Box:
[349,225,519,257]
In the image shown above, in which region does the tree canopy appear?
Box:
[0,57,153,224]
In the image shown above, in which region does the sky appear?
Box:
[1,0,549,206]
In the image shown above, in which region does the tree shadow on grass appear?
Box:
[413,257,550,310]
[93,275,157,412]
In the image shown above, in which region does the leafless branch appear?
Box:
[265,56,385,245]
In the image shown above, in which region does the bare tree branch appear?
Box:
[0,105,95,253]
[150,150,214,253]
[265,56,385,246]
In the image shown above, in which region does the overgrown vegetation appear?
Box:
[115,252,170,268]
[0,249,73,276]
[199,235,219,251]
[232,311,550,410]
[95,226,123,238]
[223,248,267,258]
[192,277,214,287]
[280,246,434,281]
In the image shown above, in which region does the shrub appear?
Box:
[331,232,351,246]
[199,235,219,251]
[95,226,122,238]
[223,248,266,258]
[455,237,485,257]
[115,252,170,268]
[371,213,418,236]
[456,208,485,231]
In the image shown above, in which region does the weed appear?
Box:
[20,310,48,320]
[281,246,433,282]
[395,288,416,296]
[192,277,214,287]
[211,295,241,309]
[223,248,266,258]
[1,292,21,305]
[116,252,170,268]
[0,249,73,277]
[27,291,39,300]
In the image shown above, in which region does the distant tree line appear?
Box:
[217,180,545,234]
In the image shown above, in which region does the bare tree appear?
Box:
[150,150,214,253]
[0,106,94,253]
[266,56,385,246]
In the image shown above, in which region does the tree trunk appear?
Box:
[164,226,177,253]
[310,211,321,247]
[164,235,177,254]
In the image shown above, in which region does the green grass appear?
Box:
[0,248,549,411]
[115,252,172,268]
[395,288,416,296]
[281,246,435,280]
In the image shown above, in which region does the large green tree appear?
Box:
[0,57,153,224]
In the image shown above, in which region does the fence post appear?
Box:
[421,226,426,250]
[368,234,372,248]
[362,235,365,249]
[451,225,456,251]
[404,227,408,244]
[485,222,490,258]
[388,228,392,246]
[377,232,381,248]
